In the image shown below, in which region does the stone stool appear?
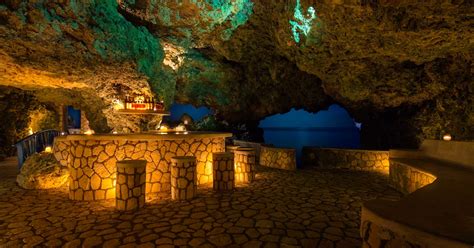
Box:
[171,156,197,200]
[212,152,235,191]
[116,160,147,211]
[226,145,240,153]
[234,148,256,183]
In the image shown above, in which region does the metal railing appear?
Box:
[14,130,60,169]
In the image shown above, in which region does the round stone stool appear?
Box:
[116,160,147,211]
[212,152,235,191]
[171,156,197,201]
[234,148,256,183]
[226,145,240,153]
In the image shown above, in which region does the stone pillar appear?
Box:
[116,160,147,211]
[212,152,235,191]
[171,156,197,201]
[234,148,256,183]
[226,145,240,153]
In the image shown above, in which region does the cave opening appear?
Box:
[165,103,212,124]
[259,104,361,165]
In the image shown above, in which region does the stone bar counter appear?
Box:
[53,132,231,201]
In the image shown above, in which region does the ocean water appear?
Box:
[262,127,360,166]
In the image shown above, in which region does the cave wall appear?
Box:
[0,87,44,156]
[0,0,472,149]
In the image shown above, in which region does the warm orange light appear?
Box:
[84,130,94,135]
[443,134,452,141]
[44,146,52,153]
[160,125,169,132]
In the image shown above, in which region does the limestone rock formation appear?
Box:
[16,152,69,189]
[0,0,472,149]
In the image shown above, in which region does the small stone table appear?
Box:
[212,152,235,191]
[234,148,256,183]
[226,145,240,153]
[116,160,147,211]
[171,156,197,200]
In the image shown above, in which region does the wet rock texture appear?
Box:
[53,137,225,201]
[16,152,69,190]
[260,146,297,171]
[303,148,390,174]
[389,160,436,195]
[0,166,402,247]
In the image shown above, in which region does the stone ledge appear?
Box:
[302,147,389,174]
[362,157,474,247]
[361,206,470,248]
[55,132,232,141]
[116,160,147,169]
[260,146,296,170]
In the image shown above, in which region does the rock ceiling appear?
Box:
[0,0,472,144]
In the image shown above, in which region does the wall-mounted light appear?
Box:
[442,134,452,141]
[160,125,169,132]
[44,146,52,153]
[84,130,94,135]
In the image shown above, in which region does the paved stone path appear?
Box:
[0,161,401,247]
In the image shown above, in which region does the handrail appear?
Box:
[14,129,60,169]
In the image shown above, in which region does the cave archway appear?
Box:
[166,103,212,123]
[259,104,361,164]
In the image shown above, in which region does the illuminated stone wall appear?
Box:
[53,136,225,200]
[302,148,389,174]
[260,146,296,170]
[389,160,436,195]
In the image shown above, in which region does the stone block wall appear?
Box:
[233,140,264,162]
[171,156,197,201]
[53,137,224,200]
[259,146,296,170]
[212,152,234,191]
[115,160,146,211]
[234,149,256,183]
[302,147,389,174]
[389,160,436,195]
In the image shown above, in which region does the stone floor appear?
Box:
[0,159,402,248]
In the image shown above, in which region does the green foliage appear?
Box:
[189,115,228,131]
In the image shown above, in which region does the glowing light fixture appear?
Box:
[175,124,186,132]
[112,99,124,110]
[84,130,94,135]
[289,0,317,43]
[160,125,169,132]
[44,146,52,153]
[28,128,33,135]
[443,134,452,141]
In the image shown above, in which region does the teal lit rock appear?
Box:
[289,0,317,43]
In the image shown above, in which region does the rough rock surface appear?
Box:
[16,152,69,189]
[0,0,473,148]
